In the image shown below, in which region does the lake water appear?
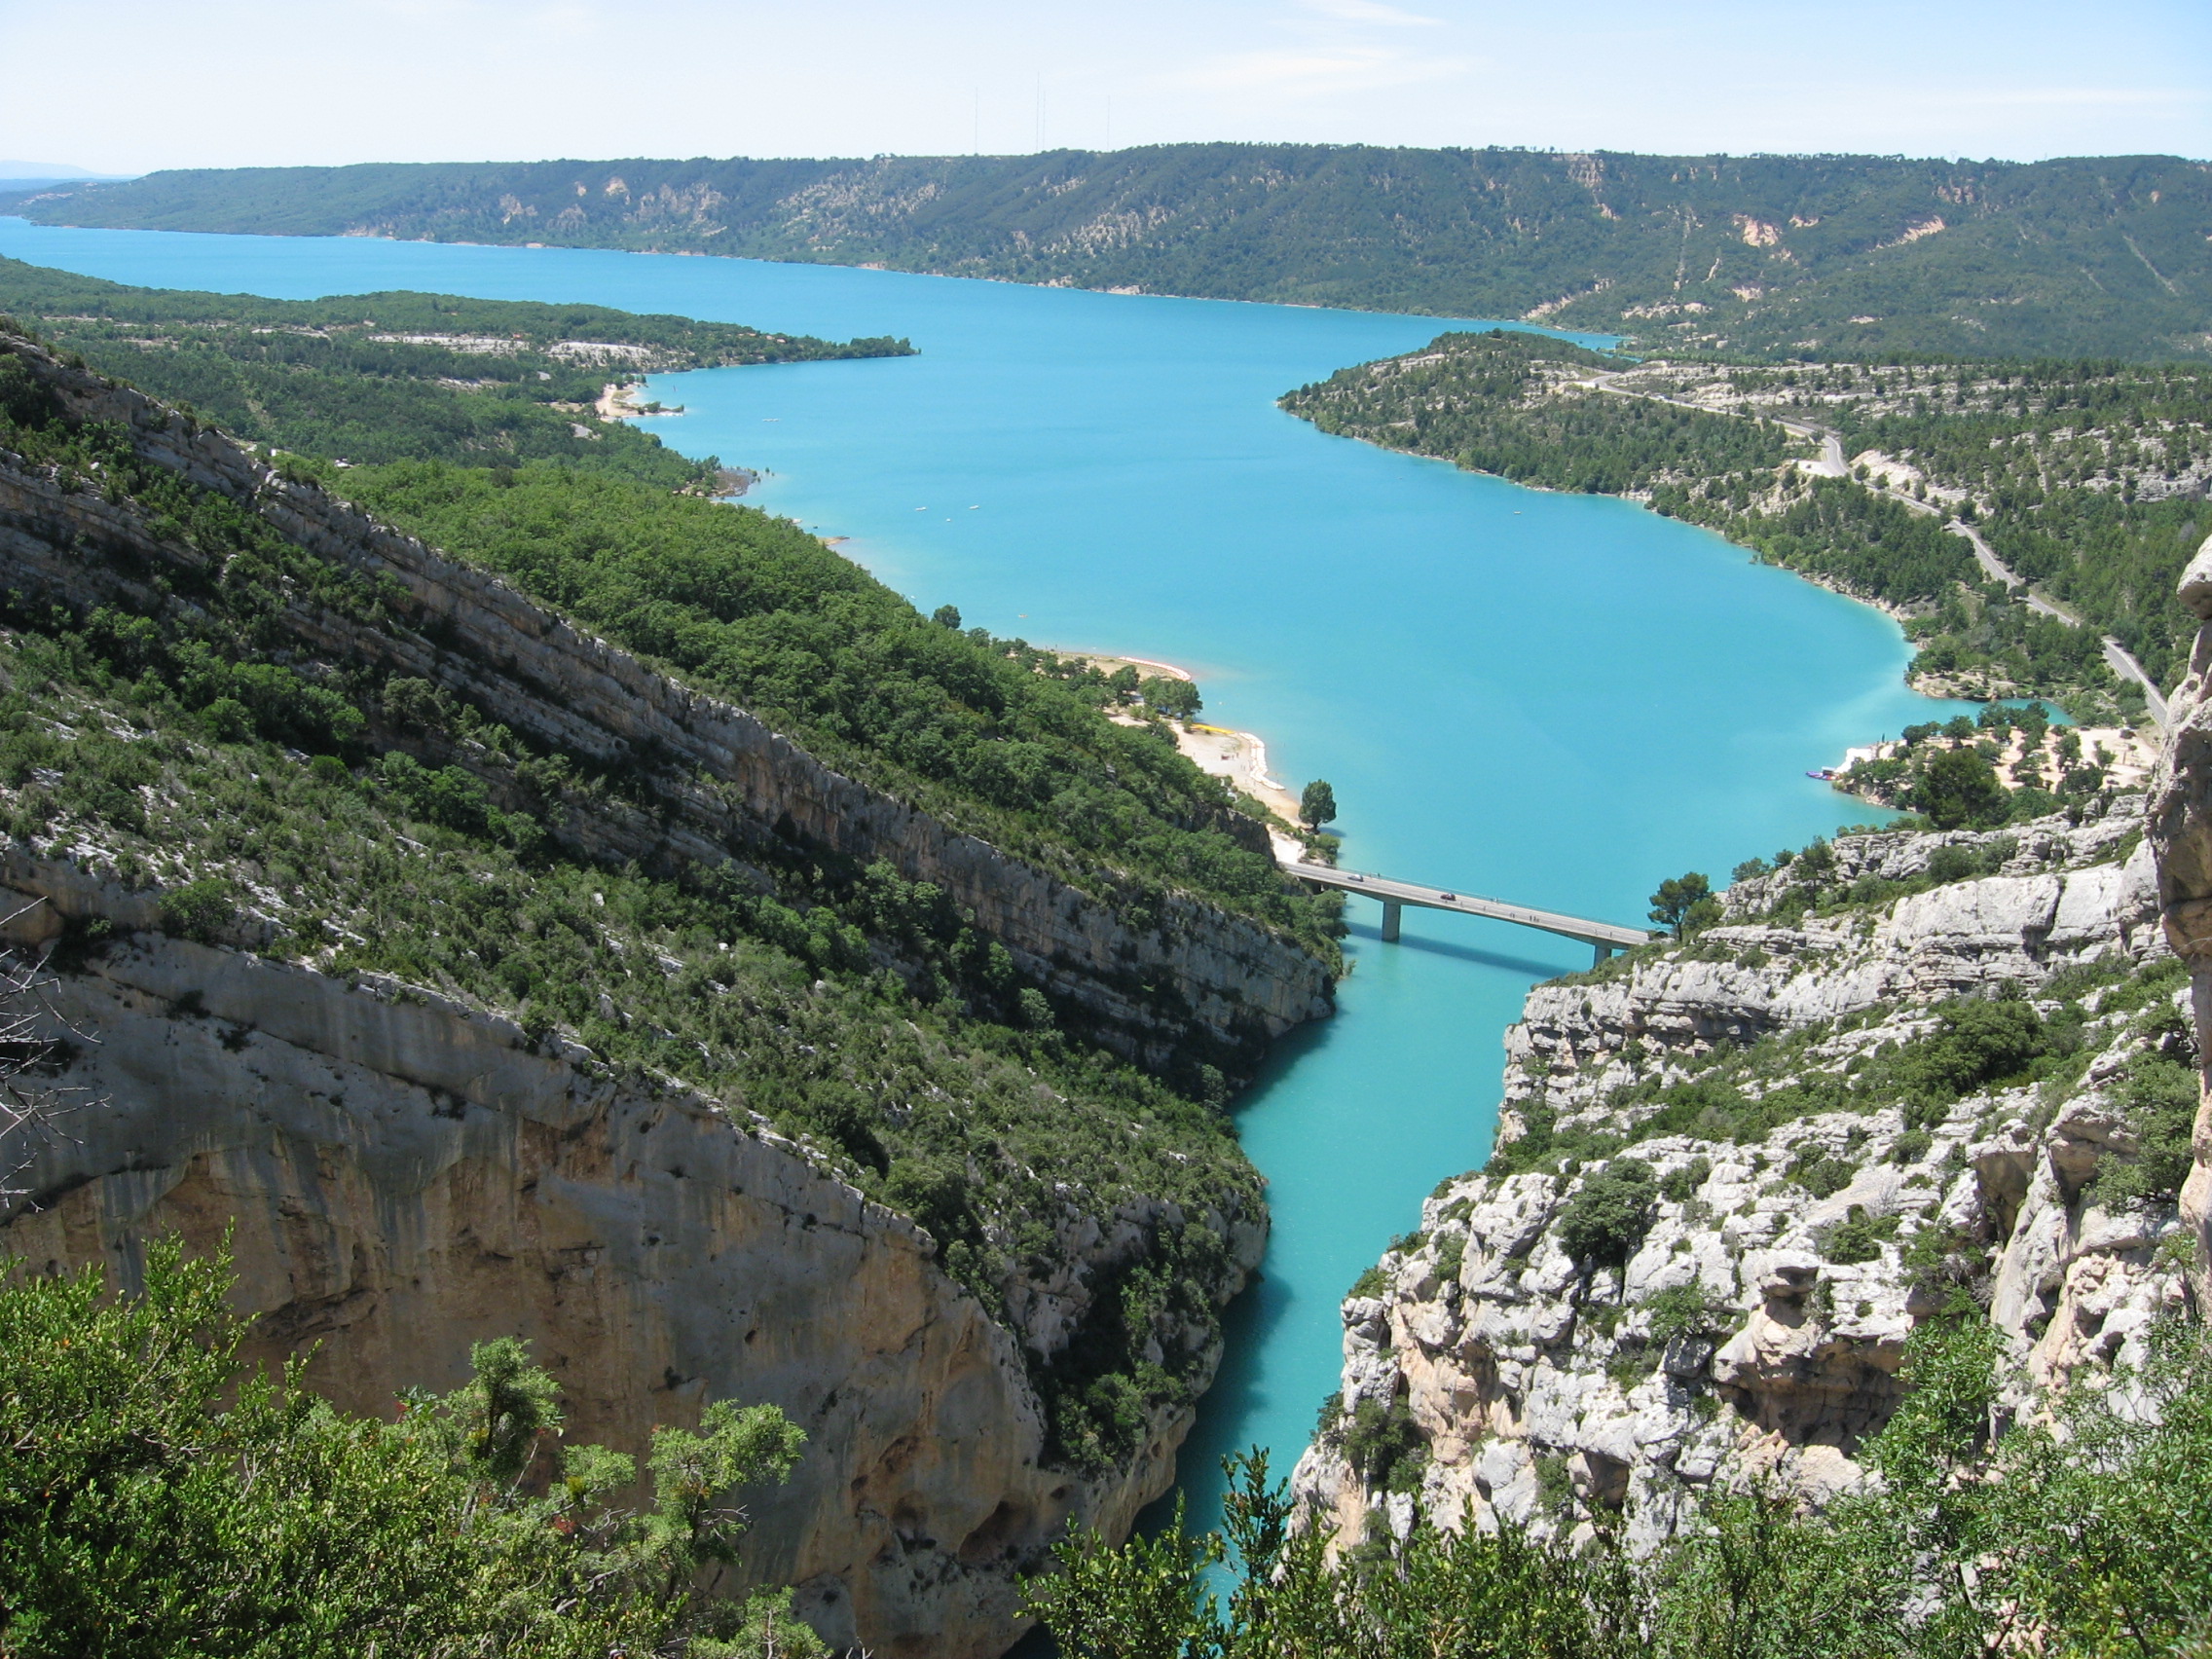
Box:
[0,218,1968,1527]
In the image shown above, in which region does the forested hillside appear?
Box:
[0,266,1341,1484]
[6,145,2207,361]
[1285,330,2211,719]
[0,256,908,480]
[0,258,1317,940]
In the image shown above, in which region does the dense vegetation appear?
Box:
[1030,1313,2212,1658]
[1284,330,1791,495]
[1837,703,2125,825]
[339,462,1325,943]
[0,272,1327,1473]
[0,263,1325,950]
[0,255,908,483]
[1752,356,2212,689]
[8,146,2208,361]
[1286,331,2212,719]
[0,1241,824,1658]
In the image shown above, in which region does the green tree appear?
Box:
[1911,744,2009,830]
[1026,1321,2212,1659]
[0,1239,810,1658]
[1300,779,1338,830]
[1556,1159,1659,1277]
[1140,676,1202,722]
[1647,872,1714,939]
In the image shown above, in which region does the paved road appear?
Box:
[1934,519,2170,727]
[1584,373,2172,729]
[1283,861,1650,950]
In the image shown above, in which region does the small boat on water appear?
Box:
[1806,767,1837,781]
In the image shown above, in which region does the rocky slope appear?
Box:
[3,873,1177,1658]
[0,333,1331,1656]
[0,335,1332,1074]
[1296,792,2194,1552]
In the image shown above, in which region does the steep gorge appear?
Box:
[0,331,1332,1656]
[1297,776,2198,1551]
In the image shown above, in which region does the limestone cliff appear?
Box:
[1296,794,2192,1552]
[2151,533,2212,1310]
[0,334,1332,1075]
[1,877,1230,1657]
[0,331,1330,1656]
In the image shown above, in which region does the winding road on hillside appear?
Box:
[1582,371,2169,727]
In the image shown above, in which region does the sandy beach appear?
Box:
[1061,649,1308,860]
[595,379,643,422]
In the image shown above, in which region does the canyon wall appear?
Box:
[1,857,1225,1657]
[0,333,1324,1655]
[0,335,1331,1075]
[2149,535,2212,1311]
[1296,793,2191,1551]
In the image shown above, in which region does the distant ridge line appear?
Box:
[6,144,2207,362]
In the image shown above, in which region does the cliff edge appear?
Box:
[1297,787,2192,1551]
[0,329,1334,1657]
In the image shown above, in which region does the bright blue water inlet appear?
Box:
[0,218,1972,1526]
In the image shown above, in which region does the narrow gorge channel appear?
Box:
[0,216,1979,1534]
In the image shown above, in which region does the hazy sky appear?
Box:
[4,0,2206,173]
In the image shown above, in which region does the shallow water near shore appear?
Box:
[0,217,1972,1532]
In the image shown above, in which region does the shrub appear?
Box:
[1822,1203,1902,1265]
[1788,1148,1857,1198]
[1645,1281,1727,1345]
[1558,1160,1659,1273]
[1342,1397,1427,1494]
[2091,1054,2198,1208]
[157,876,235,944]
[0,1241,808,1655]
[1659,1155,1713,1203]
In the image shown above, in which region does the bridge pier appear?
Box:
[1381,900,1402,942]
[1593,943,1613,969]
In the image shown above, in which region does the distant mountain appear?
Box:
[0,160,128,183]
[5,146,2207,361]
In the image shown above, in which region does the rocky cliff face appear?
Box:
[0,334,1323,1656]
[0,335,1331,1075]
[1296,794,2192,1553]
[2150,535,2212,1314]
[1,862,1229,1658]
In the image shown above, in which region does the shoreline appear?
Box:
[1055,647,1308,859]
[595,377,643,422]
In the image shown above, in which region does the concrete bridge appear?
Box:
[1283,861,1651,966]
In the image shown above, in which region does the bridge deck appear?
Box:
[1282,862,1649,951]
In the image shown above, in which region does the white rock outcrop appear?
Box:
[1296,800,2189,1554]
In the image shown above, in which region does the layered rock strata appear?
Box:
[0,332,1320,1655]
[1297,795,2190,1552]
[1,873,1246,1657]
[0,334,1332,1076]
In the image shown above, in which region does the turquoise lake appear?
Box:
[0,218,1970,1525]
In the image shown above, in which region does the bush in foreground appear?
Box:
[1027,1314,2212,1657]
[0,1240,815,1658]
